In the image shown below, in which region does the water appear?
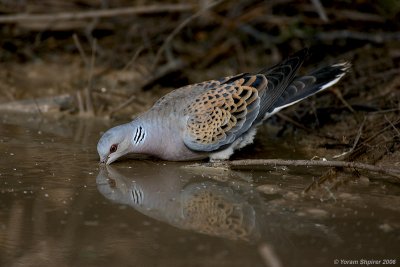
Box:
[0,113,399,267]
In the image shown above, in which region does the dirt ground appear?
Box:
[0,0,399,182]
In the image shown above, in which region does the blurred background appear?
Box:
[0,0,399,118]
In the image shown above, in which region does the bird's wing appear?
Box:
[152,74,246,109]
[257,48,308,117]
[182,74,267,152]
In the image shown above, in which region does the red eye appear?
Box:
[110,144,118,153]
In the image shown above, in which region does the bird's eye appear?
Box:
[110,144,118,153]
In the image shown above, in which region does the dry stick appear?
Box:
[275,113,310,132]
[72,34,89,67]
[276,112,342,142]
[258,243,282,267]
[73,33,92,115]
[0,4,195,23]
[152,0,223,70]
[337,118,398,159]
[85,38,97,116]
[108,94,137,116]
[76,91,85,114]
[337,10,385,22]
[122,46,144,71]
[371,108,400,114]
[310,0,329,22]
[214,159,400,180]
[331,88,355,113]
[108,60,184,116]
[358,118,400,149]
[351,117,365,150]
[107,47,145,116]
[0,85,15,101]
[33,98,44,116]
[316,30,400,43]
[313,118,365,191]
[333,117,365,159]
[384,115,400,138]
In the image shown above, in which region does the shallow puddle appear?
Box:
[0,113,399,267]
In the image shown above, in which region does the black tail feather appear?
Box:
[257,48,310,117]
[278,62,350,108]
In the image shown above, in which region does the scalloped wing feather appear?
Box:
[152,74,245,110]
[183,74,266,152]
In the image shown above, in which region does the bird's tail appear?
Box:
[266,61,351,117]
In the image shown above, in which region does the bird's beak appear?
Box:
[100,152,126,165]
[105,154,119,165]
[99,155,109,165]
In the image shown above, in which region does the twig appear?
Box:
[258,243,282,267]
[84,38,97,116]
[152,0,223,70]
[356,118,400,150]
[384,115,400,138]
[108,94,137,116]
[72,34,89,67]
[108,59,184,116]
[331,88,355,113]
[335,118,400,160]
[73,34,95,116]
[198,38,235,69]
[123,46,144,71]
[350,119,364,151]
[238,24,281,44]
[144,60,185,90]
[276,112,310,132]
[0,94,75,113]
[333,117,365,159]
[310,0,329,22]
[336,10,385,23]
[316,30,400,43]
[303,168,338,193]
[0,84,15,101]
[77,91,84,115]
[370,108,400,114]
[202,159,400,180]
[0,4,195,23]
[32,98,44,117]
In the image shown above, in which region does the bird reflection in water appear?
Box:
[96,162,339,245]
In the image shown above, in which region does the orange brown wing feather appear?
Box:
[183,75,266,152]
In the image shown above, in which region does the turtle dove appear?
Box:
[98,48,350,164]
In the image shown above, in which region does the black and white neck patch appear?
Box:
[132,126,146,145]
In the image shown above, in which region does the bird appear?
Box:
[97,48,350,164]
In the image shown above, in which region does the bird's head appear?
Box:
[97,123,135,165]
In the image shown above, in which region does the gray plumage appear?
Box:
[97,48,350,164]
